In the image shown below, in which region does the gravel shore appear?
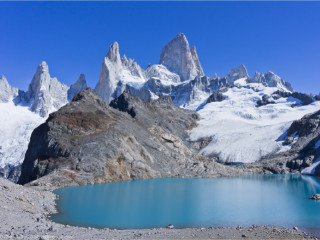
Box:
[0,178,319,240]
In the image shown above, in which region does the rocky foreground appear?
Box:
[0,178,318,240]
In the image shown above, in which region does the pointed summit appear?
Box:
[159,33,204,81]
[68,74,88,101]
[25,62,69,117]
[190,46,204,77]
[0,75,19,103]
[95,42,146,103]
[106,41,121,65]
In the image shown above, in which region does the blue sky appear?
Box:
[0,2,319,94]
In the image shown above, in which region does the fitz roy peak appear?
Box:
[159,32,205,81]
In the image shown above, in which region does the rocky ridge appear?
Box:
[18,89,246,188]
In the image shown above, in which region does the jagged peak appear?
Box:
[121,54,128,62]
[37,61,49,73]
[106,41,121,64]
[159,33,203,81]
[175,32,187,41]
[227,64,249,81]
[77,73,86,84]
[0,75,8,83]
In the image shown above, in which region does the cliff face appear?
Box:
[18,89,241,187]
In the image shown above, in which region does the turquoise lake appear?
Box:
[51,174,320,233]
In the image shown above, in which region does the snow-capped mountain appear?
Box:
[1,32,319,181]
[0,63,87,173]
[23,61,69,117]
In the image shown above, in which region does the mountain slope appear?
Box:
[0,64,88,181]
[189,80,320,163]
[18,89,242,187]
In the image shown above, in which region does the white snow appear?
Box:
[301,157,320,175]
[188,82,320,163]
[0,101,44,167]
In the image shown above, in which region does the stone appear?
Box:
[167,224,174,229]
[309,194,320,200]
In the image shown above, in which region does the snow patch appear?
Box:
[301,157,320,175]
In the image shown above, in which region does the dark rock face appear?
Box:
[18,89,241,187]
[207,88,227,104]
[0,165,21,183]
[287,110,320,137]
[247,110,320,176]
[257,90,314,107]
[256,95,275,107]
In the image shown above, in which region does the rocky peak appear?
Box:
[95,42,146,104]
[251,71,293,92]
[24,61,69,117]
[106,41,121,65]
[121,54,128,63]
[190,46,204,77]
[159,33,204,81]
[0,75,19,103]
[226,65,250,83]
[68,74,88,101]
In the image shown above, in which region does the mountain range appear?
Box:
[1,33,320,183]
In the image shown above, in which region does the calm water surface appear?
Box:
[51,174,320,233]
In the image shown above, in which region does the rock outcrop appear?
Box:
[159,33,204,81]
[24,62,69,117]
[68,74,88,101]
[206,88,228,104]
[226,65,249,83]
[245,109,320,176]
[0,75,19,103]
[18,89,242,187]
[257,90,315,107]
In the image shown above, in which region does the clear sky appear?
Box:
[0,2,319,94]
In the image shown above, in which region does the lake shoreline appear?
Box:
[1,177,319,239]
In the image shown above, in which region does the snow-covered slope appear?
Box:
[0,101,43,168]
[189,82,320,163]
